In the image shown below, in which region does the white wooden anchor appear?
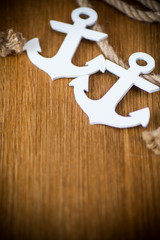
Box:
[69,52,159,128]
[23,7,107,80]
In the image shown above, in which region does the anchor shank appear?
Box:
[56,23,84,62]
[100,76,133,109]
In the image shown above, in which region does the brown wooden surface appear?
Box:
[0,0,160,239]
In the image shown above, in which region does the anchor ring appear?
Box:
[71,7,98,26]
[129,52,155,75]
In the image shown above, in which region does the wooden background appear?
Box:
[0,0,160,239]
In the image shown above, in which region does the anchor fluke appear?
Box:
[69,75,89,92]
[129,107,150,128]
[86,54,106,73]
[23,38,41,52]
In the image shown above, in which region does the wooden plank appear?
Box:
[0,0,160,239]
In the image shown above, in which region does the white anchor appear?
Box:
[69,52,159,128]
[23,7,108,80]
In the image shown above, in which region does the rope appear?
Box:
[0,29,25,57]
[137,0,160,12]
[102,0,160,22]
[142,127,160,155]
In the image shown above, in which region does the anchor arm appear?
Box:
[69,75,96,117]
[57,55,106,80]
[103,108,150,128]
[23,38,52,77]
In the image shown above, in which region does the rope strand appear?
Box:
[0,29,26,57]
[102,0,160,22]
[137,0,160,12]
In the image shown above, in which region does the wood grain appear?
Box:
[0,0,160,239]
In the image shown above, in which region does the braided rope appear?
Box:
[102,0,160,22]
[92,24,127,69]
[137,0,160,12]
